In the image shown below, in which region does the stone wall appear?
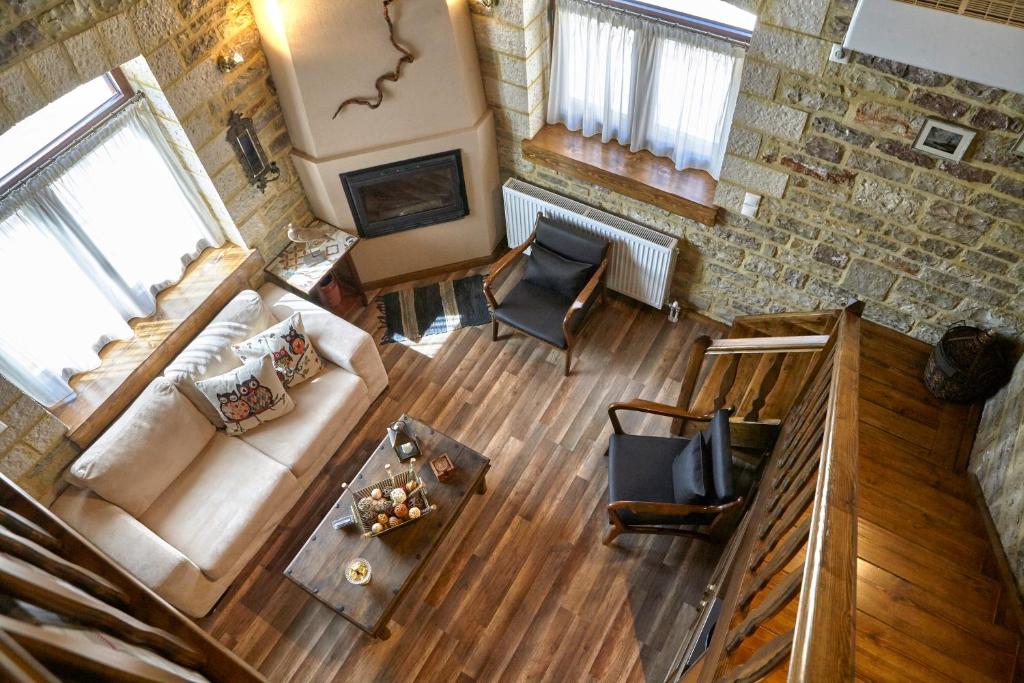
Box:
[470,0,1024,344]
[972,353,1024,592]
[0,0,313,501]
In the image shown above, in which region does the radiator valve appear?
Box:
[668,300,680,323]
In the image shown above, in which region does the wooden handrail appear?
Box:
[704,335,830,355]
[788,308,860,682]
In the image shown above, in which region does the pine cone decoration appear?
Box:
[357,497,374,514]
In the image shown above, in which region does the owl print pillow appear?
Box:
[195,354,294,435]
[233,313,323,389]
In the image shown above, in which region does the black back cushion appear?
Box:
[523,244,593,298]
[535,217,609,266]
[708,410,734,500]
[671,435,712,504]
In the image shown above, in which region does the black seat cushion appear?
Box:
[536,217,609,266]
[672,433,712,504]
[492,280,575,348]
[523,244,594,299]
[608,434,714,526]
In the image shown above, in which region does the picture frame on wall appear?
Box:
[1012,132,1024,159]
[912,118,976,162]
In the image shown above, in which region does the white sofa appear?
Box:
[51,283,387,617]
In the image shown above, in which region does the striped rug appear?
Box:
[378,275,491,344]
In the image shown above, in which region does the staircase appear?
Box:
[665,306,1024,682]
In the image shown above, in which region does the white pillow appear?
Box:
[195,355,295,435]
[232,313,323,389]
[65,378,214,517]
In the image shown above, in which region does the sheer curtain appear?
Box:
[0,96,225,407]
[547,0,744,176]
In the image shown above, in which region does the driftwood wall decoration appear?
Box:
[332,0,415,118]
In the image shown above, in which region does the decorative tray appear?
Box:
[349,465,435,537]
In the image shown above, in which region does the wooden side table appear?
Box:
[264,227,367,308]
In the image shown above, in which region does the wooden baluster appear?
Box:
[714,355,740,411]
[0,629,58,683]
[739,517,812,610]
[0,555,203,669]
[745,353,785,422]
[0,508,60,554]
[752,480,816,569]
[713,630,793,683]
[675,335,711,435]
[0,526,129,607]
[726,569,803,652]
[769,436,824,515]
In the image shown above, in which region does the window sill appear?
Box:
[52,244,262,449]
[521,124,719,226]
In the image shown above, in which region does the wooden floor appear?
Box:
[199,267,730,682]
[855,322,1021,682]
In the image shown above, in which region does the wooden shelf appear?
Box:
[53,244,262,448]
[522,124,719,226]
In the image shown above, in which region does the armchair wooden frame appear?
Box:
[604,400,744,545]
[483,217,610,376]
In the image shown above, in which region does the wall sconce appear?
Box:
[227,111,280,193]
[217,51,245,73]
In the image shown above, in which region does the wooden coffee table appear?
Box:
[285,416,489,639]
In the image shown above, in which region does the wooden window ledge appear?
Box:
[522,124,720,226]
[53,244,262,449]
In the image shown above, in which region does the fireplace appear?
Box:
[340,150,469,238]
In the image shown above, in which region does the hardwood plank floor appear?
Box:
[855,321,1020,683]
[199,266,728,682]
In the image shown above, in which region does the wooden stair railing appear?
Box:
[0,474,264,682]
[669,303,862,683]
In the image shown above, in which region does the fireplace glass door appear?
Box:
[341,150,469,238]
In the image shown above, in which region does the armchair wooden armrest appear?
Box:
[483,231,536,309]
[561,257,608,347]
[607,498,744,518]
[608,399,714,435]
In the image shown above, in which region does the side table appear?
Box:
[265,227,368,308]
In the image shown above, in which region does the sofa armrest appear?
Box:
[50,487,201,595]
[258,283,388,397]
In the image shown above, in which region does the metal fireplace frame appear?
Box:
[340,149,469,238]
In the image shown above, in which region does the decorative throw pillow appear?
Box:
[671,434,713,505]
[523,244,594,298]
[233,313,323,388]
[195,354,294,435]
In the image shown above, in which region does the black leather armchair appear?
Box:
[604,406,743,545]
[483,214,610,376]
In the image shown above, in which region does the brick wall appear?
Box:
[0,0,313,500]
[471,0,1024,344]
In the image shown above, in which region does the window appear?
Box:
[546,0,749,177]
[0,70,131,192]
[0,71,225,407]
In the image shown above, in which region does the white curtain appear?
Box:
[547,0,744,176]
[0,96,225,407]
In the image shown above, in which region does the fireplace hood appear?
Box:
[843,0,1024,92]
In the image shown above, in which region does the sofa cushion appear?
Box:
[233,312,323,389]
[536,217,608,266]
[258,283,388,398]
[65,378,214,517]
[140,434,300,581]
[523,244,594,299]
[194,354,294,436]
[164,290,279,427]
[239,362,367,478]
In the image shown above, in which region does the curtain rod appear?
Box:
[0,91,147,205]
[566,0,752,47]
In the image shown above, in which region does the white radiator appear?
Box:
[502,179,678,308]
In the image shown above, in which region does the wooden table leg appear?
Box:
[344,251,368,306]
[476,474,487,495]
[376,625,391,640]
